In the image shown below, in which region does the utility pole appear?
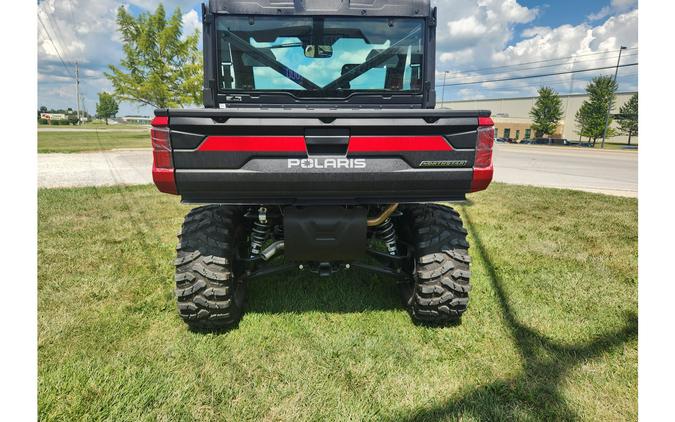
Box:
[601,46,627,148]
[440,71,448,108]
[75,62,81,125]
[81,94,87,120]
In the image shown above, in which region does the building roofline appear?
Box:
[440,91,638,103]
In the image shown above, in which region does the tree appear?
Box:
[96,92,120,125]
[529,87,563,137]
[616,93,638,145]
[575,76,618,146]
[105,4,202,109]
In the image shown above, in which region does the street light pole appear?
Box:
[601,46,627,149]
[440,71,448,108]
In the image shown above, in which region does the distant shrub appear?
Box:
[38,119,49,125]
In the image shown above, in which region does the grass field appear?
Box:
[38,183,637,421]
[38,130,149,153]
[591,142,638,150]
[39,122,149,130]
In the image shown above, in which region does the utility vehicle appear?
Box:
[151,0,494,330]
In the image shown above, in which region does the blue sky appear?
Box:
[517,0,609,30]
[38,0,638,116]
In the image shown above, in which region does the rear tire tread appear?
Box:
[400,204,472,325]
[175,205,244,331]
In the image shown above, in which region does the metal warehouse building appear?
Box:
[440,92,638,144]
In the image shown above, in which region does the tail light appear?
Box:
[151,116,178,194]
[470,116,494,192]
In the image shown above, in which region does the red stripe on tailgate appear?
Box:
[198,136,306,152]
[348,136,453,152]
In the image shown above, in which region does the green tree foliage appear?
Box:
[106,4,202,109]
[96,92,120,125]
[616,93,638,145]
[575,76,618,146]
[529,87,563,137]
[67,114,80,125]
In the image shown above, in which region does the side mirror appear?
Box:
[304,45,333,58]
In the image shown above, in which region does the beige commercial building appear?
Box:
[440,92,638,144]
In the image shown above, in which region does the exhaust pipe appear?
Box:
[368,204,399,227]
[261,240,284,261]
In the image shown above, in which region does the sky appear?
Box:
[37,0,638,116]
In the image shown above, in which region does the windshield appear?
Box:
[216,16,424,97]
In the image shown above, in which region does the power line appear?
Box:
[38,13,74,78]
[439,47,638,77]
[436,70,639,92]
[436,65,638,89]
[41,10,74,68]
[443,52,638,80]
[439,63,638,87]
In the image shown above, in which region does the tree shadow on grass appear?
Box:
[385,208,637,421]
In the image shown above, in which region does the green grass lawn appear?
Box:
[38,183,637,421]
[39,122,149,130]
[38,130,149,153]
[591,142,638,150]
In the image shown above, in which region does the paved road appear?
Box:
[39,150,152,188]
[38,145,638,197]
[493,144,637,197]
[38,128,148,133]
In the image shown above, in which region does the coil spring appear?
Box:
[273,224,284,241]
[250,217,271,257]
[376,218,398,256]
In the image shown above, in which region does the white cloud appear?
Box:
[38,0,637,110]
[129,1,199,13]
[438,4,638,101]
[182,9,200,38]
[588,0,638,21]
[433,0,538,70]
[588,6,611,21]
[38,0,202,115]
[612,0,638,10]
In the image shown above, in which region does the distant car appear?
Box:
[519,140,532,144]
[495,137,508,143]
[530,137,575,146]
[549,138,580,146]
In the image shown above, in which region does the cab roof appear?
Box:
[207,0,431,17]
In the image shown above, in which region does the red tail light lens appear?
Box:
[471,117,495,192]
[475,125,494,168]
[150,116,177,195]
[151,126,172,169]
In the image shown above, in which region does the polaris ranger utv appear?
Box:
[151,0,494,330]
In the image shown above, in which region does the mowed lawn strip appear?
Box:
[38,130,149,153]
[38,183,637,421]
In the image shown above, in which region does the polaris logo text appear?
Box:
[288,158,367,169]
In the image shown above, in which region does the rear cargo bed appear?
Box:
[155,108,493,205]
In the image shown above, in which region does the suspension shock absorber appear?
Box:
[250,207,271,258]
[375,217,398,256]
